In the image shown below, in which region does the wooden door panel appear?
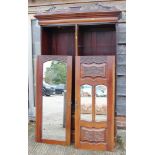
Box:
[75,56,115,151]
[36,55,72,145]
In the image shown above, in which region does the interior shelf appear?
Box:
[41,24,116,56]
[77,24,116,56]
[41,26,75,56]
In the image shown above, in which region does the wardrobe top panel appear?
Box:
[35,4,121,26]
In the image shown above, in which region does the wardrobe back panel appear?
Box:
[41,26,75,55]
[78,24,116,56]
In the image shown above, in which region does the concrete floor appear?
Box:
[28,122,126,155]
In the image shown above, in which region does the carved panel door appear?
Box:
[75,56,115,151]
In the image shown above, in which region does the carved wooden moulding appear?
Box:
[81,63,106,79]
[80,127,106,143]
[80,56,108,64]
[38,55,68,63]
[35,3,121,25]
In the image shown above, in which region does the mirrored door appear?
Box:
[36,55,72,145]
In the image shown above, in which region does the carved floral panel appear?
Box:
[80,127,106,143]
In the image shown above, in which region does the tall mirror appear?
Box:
[42,60,67,140]
[80,84,92,122]
[95,85,107,122]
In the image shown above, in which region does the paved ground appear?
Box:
[42,95,65,140]
[28,122,126,155]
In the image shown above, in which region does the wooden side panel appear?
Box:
[41,27,51,55]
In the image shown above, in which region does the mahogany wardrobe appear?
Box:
[35,5,121,151]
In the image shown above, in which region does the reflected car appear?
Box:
[42,82,55,96]
[55,85,65,95]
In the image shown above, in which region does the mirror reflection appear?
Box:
[95,85,107,122]
[80,85,92,121]
[42,60,67,140]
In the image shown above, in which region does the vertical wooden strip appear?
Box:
[107,56,115,151]
[111,56,116,149]
[92,85,95,122]
[75,56,80,148]
[66,56,72,145]
[75,24,78,56]
[35,55,42,142]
